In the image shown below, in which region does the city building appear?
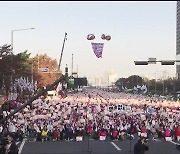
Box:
[104,70,118,87]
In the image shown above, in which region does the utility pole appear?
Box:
[31,63,34,84]
[71,53,73,77]
[77,65,78,78]
[162,71,166,95]
[173,76,176,92]
[155,74,157,95]
[65,64,68,80]
[137,75,138,86]
[38,54,39,72]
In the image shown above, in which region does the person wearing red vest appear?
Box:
[111,129,119,140]
[53,128,59,141]
[165,127,171,137]
[175,125,180,141]
[98,128,107,140]
[86,124,93,135]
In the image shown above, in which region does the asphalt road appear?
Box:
[19,136,180,154]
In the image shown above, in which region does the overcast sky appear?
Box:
[0,1,176,79]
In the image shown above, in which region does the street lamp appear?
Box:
[10,28,35,88]
[11,28,35,53]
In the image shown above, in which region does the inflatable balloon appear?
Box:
[101,34,106,40]
[105,35,111,41]
[87,34,95,40]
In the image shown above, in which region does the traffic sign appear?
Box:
[148,58,156,64]
[134,61,148,65]
[39,68,49,72]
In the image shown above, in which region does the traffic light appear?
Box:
[65,65,68,80]
[134,61,148,65]
[161,61,175,65]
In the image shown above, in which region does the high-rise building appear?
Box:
[104,69,118,86]
[176,1,180,79]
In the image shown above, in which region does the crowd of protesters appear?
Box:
[0,88,180,143]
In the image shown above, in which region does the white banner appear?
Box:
[91,42,104,58]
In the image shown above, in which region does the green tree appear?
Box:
[0,44,12,94]
[0,45,32,94]
[0,44,12,57]
[13,50,31,76]
[115,75,144,89]
[126,75,144,89]
[115,78,126,89]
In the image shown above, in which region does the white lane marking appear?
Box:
[111,142,121,151]
[169,140,180,145]
[16,141,20,145]
[152,138,161,141]
[18,139,26,154]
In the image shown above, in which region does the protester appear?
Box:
[134,138,149,154]
[52,127,59,141]
[175,125,180,141]
[27,124,37,142]
[1,133,19,154]
[41,126,49,142]
[0,88,179,144]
